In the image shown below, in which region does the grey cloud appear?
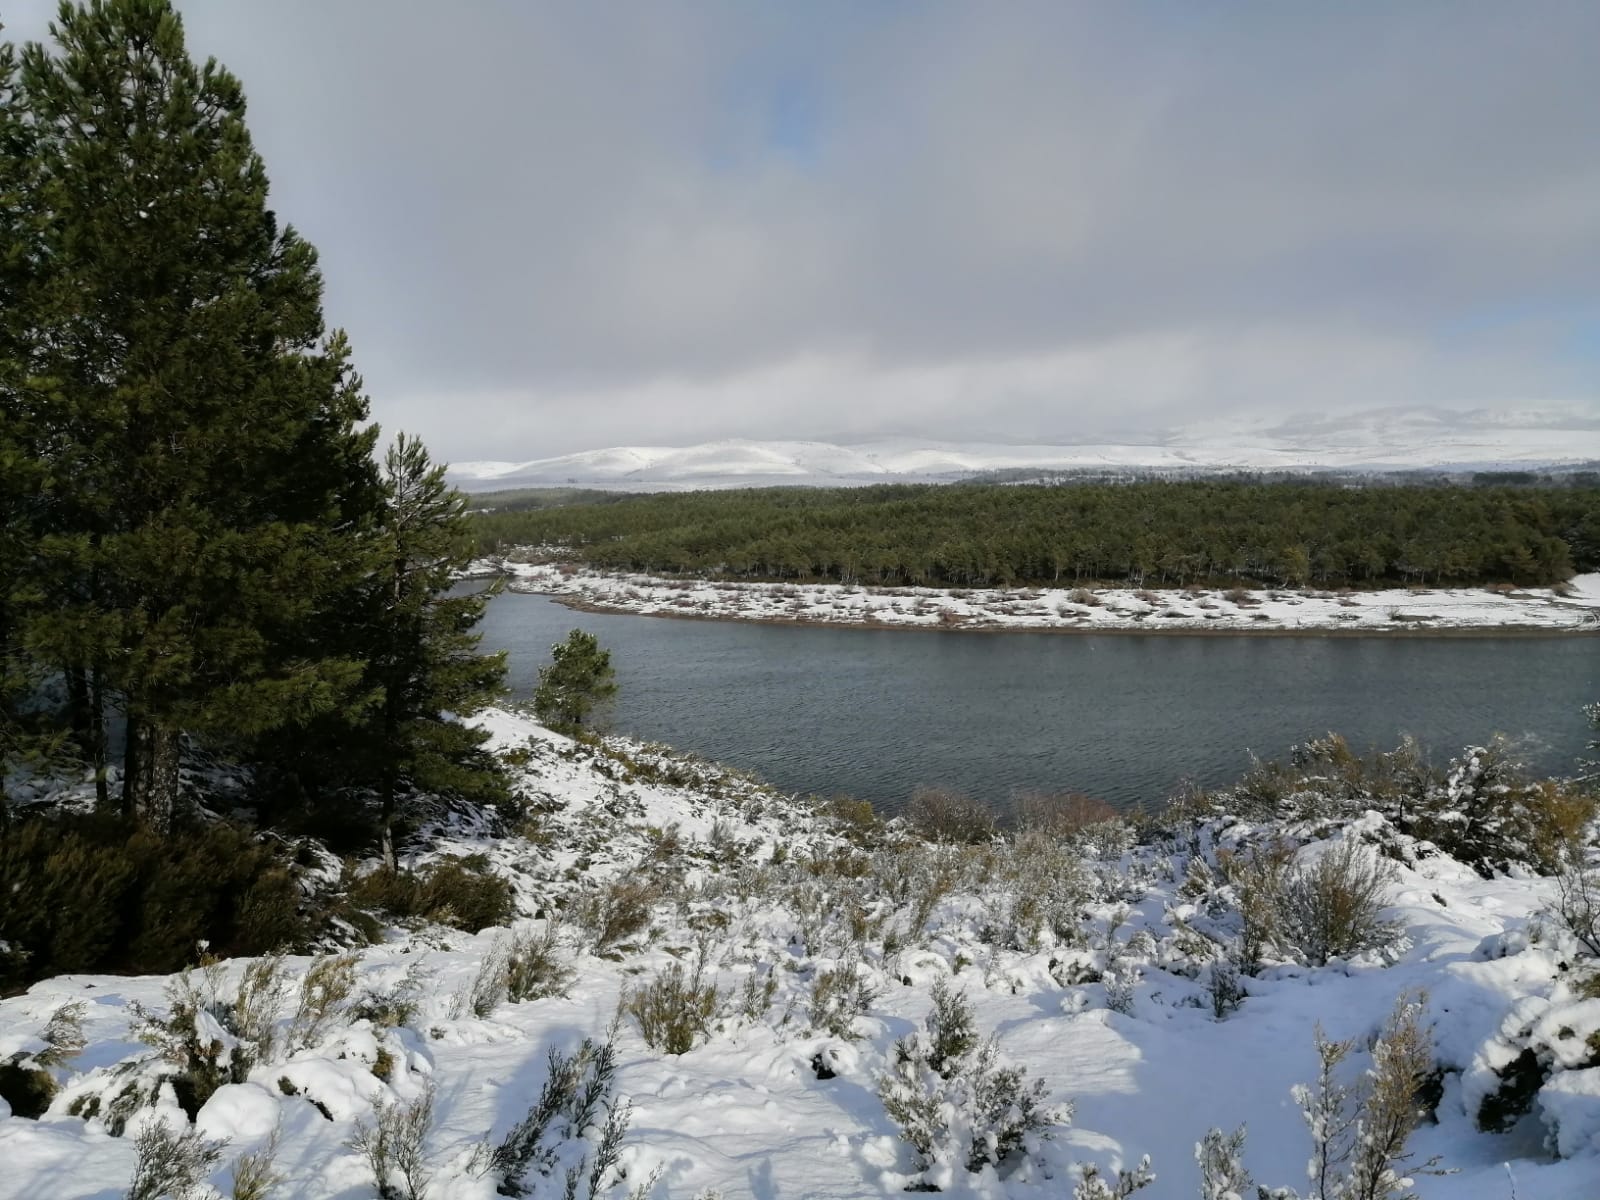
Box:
[5,1,1598,459]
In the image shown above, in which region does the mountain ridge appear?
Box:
[447,407,1600,491]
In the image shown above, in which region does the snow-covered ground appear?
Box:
[446,410,1600,492]
[3,708,1598,1199]
[490,561,1600,635]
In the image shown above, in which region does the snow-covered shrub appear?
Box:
[1278,841,1398,967]
[130,962,281,1120]
[228,1123,284,1200]
[1415,742,1593,876]
[1196,1125,1251,1200]
[488,1036,643,1199]
[347,856,514,934]
[808,958,876,1040]
[288,954,358,1052]
[737,965,778,1023]
[1103,961,1137,1016]
[352,960,431,1030]
[1249,993,1436,1200]
[570,876,661,952]
[126,1120,225,1200]
[877,985,1066,1186]
[0,1000,84,1118]
[504,922,574,1003]
[348,1083,435,1200]
[1206,960,1244,1020]
[626,960,721,1055]
[1552,848,1600,957]
[1073,1156,1155,1199]
[1469,983,1600,1155]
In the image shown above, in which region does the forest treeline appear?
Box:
[470,481,1600,589]
[0,2,505,855]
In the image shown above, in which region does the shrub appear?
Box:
[570,877,659,953]
[1279,841,1398,967]
[126,1121,226,1200]
[1553,848,1600,956]
[878,990,1066,1186]
[352,960,431,1030]
[349,1084,435,1200]
[0,814,312,989]
[1417,742,1595,874]
[348,856,513,934]
[505,923,573,1003]
[1014,791,1118,838]
[0,1003,79,1118]
[1206,960,1244,1020]
[808,959,876,1040]
[1073,1158,1156,1199]
[228,1123,284,1200]
[626,960,721,1055]
[1250,994,1435,1200]
[132,962,283,1119]
[1196,1126,1251,1200]
[905,788,995,845]
[488,1037,640,1199]
[289,954,358,1052]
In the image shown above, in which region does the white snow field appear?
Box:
[491,561,1600,636]
[2,708,1599,1199]
[445,410,1600,493]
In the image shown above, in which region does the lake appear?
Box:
[473,588,1597,814]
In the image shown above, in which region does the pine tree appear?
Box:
[13,0,382,831]
[365,434,507,868]
[533,630,618,732]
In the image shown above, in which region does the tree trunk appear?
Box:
[126,720,181,833]
[89,664,109,811]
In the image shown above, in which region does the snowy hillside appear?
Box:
[3,709,1599,1198]
[447,408,1600,492]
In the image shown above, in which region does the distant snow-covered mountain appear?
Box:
[447,407,1600,492]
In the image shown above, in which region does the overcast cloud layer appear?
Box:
[7,1,1600,460]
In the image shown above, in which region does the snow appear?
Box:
[488,561,1600,635]
[445,411,1600,491]
[2,707,1598,1198]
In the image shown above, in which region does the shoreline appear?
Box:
[531,588,1599,637]
[474,561,1600,638]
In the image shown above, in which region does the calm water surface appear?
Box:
[473,589,1596,814]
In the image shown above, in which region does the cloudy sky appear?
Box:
[8,2,1600,461]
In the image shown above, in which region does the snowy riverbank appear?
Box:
[487,560,1600,635]
[3,708,1599,1198]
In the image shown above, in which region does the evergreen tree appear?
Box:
[0,22,56,829]
[14,0,382,831]
[366,434,507,869]
[533,630,618,732]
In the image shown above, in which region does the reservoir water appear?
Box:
[474,588,1596,814]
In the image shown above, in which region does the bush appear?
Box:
[878,986,1066,1186]
[570,877,660,953]
[0,1003,79,1119]
[347,856,513,934]
[1280,841,1398,967]
[349,1085,435,1200]
[626,960,721,1055]
[905,788,995,845]
[487,1036,643,1199]
[808,959,876,1040]
[0,814,312,989]
[1013,791,1118,838]
[126,1121,225,1200]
